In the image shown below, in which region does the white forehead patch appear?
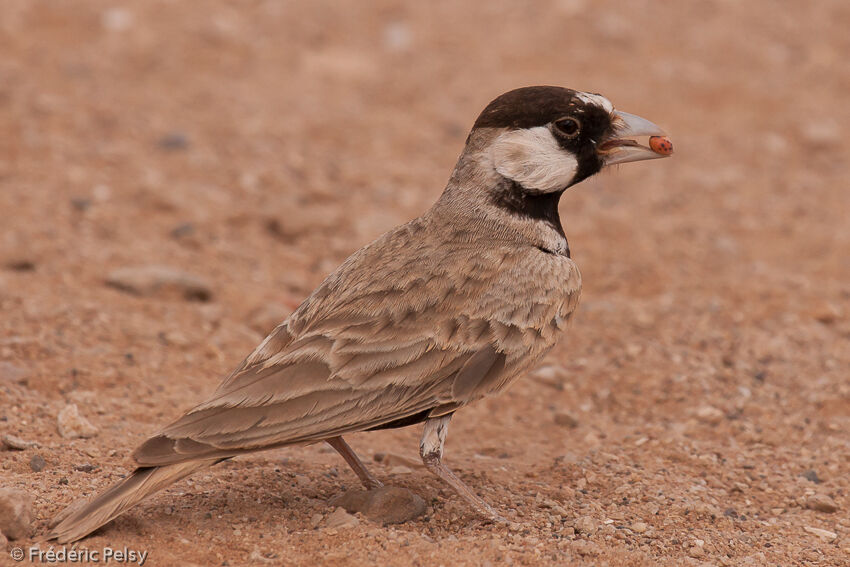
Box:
[574,91,614,114]
[491,126,577,193]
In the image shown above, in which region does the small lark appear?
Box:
[50,86,671,542]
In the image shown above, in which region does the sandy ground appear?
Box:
[1,1,849,565]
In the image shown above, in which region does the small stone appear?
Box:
[688,545,705,558]
[695,405,724,425]
[70,197,92,212]
[389,465,413,475]
[630,521,648,533]
[170,222,195,239]
[0,488,33,540]
[1,434,37,450]
[805,494,839,513]
[29,454,46,472]
[310,512,323,527]
[0,362,29,384]
[799,121,840,149]
[4,259,35,271]
[266,202,351,242]
[158,331,192,347]
[330,486,425,525]
[802,470,822,484]
[101,7,133,31]
[106,265,212,302]
[572,540,600,557]
[530,365,567,390]
[383,21,412,52]
[324,507,359,529]
[554,412,579,428]
[57,404,99,439]
[574,515,598,535]
[804,526,837,542]
[373,452,422,469]
[247,303,292,335]
[158,132,190,150]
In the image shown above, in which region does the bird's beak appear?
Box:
[598,111,672,166]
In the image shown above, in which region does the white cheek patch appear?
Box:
[491,126,578,193]
[574,92,614,114]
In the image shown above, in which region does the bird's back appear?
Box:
[133,215,581,467]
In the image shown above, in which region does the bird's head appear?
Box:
[435,86,672,254]
[458,85,671,195]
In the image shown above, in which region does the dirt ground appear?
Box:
[1,1,849,566]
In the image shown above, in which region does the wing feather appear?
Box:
[133,226,581,467]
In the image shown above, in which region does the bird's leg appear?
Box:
[326,436,383,490]
[419,415,505,523]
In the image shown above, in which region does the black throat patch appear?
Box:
[491,181,570,257]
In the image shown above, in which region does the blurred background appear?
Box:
[1,1,848,565]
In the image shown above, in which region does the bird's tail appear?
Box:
[47,459,218,543]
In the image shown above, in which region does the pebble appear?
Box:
[158,132,190,150]
[799,121,839,149]
[4,259,35,271]
[324,507,359,529]
[101,7,133,32]
[688,545,705,558]
[57,404,99,439]
[1,434,37,450]
[695,405,724,425]
[265,208,342,242]
[630,521,648,533]
[29,454,46,472]
[310,512,323,528]
[247,303,292,335]
[805,494,838,513]
[70,197,92,212]
[0,488,33,540]
[0,362,30,384]
[553,412,579,428]
[572,539,601,556]
[170,222,196,240]
[383,21,412,52]
[330,486,425,525]
[801,469,822,484]
[529,365,567,390]
[803,526,837,542]
[373,452,422,469]
[106,265,212,302]
[574,516,598,535]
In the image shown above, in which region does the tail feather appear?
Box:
[48,459,218,543]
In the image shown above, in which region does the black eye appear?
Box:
[554,117,580,137]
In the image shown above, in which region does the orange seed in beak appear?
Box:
[649,136,673,155]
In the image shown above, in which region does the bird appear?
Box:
[48,85,672,543]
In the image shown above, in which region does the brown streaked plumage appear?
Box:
[49,86,671,542]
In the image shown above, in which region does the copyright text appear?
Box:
[10,546,148,565]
